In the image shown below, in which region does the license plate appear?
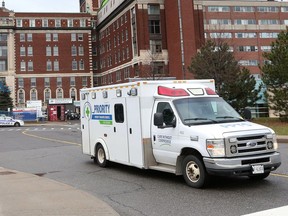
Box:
[252,165,264,174]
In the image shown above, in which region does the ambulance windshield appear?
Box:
[173,97,243,125]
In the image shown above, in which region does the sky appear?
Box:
[5,0,80,12]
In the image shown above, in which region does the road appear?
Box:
[0,122,287,216]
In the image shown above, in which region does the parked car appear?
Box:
[65,110,80,120]
[0,114,24,127]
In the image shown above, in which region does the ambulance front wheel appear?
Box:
[95,144,108,167]
[182,155,209,188]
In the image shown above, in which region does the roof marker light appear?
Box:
[158,86,189,97]
[205,88,217,95]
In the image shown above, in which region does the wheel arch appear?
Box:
[176,147,203,175]
[94,139,110,160]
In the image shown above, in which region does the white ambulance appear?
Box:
[80,80,281,188]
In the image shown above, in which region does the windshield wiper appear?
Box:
[216,116,244,121]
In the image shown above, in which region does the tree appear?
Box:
[188,40,261,113]
[0,81,13,111]
[260,30,288,119]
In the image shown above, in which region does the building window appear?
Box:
[30,77,36,88]
[53,46,59,56]
[71,33,76,41]
[68,19,73,27]
[150,40,162,53]
[16,19,23,27]
[18,78,24,88]
[258,6,278,12]
[281,7,288,12]
[46,60,52,71]
[56,88,63,98]
[54,61,59,71]
[20,33,25,42]
[78,34,83,41]
[82,77,87,87]
[53,33,58,41]
[55,19,61,27]
[239,60,258,66]
[21,61,26,71]
[124,67,130,79]
[234,6,254,12]
[114,104,124,123]
[20,47,26,56]
[234,19,256,25]
[71,46,77,56]
[27,34,33,41]
[46,33,51,41]
[18,89,25,104]
[0,60,6,71]
[27,47,33,56]
[152,62,165,74]
[207,6,230,12]
[259,20,279,25]
[80,19,86,27]
[70,88,76,100]
[210,32,232,38]
[28,61,33,71]
[72,60,77,70]
[209,19,231,25]
[238,46,258,52]
[42,19,48,27]
[148,4,160,14]
[116,71,122,81]
[30,89,37,100]
[70,77,75,86]
[79,60,84,70]
[46,46,52,56]
[44,77,50,87]
[57,77,62,87]
[78,46,84,56]
[260,32,278,38]
[29,19,35,27]
[261,46,272,52]
[149,20,161,34]
[44,89,51,103]
[235,32,257,38]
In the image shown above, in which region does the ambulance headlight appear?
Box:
[206,139,225,157]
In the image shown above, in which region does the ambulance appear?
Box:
[80,80,281,188]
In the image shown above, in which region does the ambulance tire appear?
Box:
[182,155,209,188]
[95,144,108,167]
[14,122,20,127]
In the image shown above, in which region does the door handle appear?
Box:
[114,127,116,132]
[153,135,156,141]
[129,128,132,134]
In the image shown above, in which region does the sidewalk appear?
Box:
[0,167,120,216]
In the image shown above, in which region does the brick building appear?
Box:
[80,0,203,86]
[194,0,288,116]
[0,3,93,119]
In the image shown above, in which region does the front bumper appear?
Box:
[203,152,281,176]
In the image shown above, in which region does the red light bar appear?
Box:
[205,88,217,95]
[158,86,189,97]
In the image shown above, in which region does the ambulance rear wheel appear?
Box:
[95,145,107,167]
[182,155,208,188]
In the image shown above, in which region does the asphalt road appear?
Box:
[0,123,287,216]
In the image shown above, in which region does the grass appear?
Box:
[252,118,288,135]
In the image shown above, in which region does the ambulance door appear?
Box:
[126,97,143,167]
[81,92,92,155]
[110,98,129,163]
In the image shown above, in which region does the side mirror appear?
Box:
[154,113,164,127]
[243,108,252,120]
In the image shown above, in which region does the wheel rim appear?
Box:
[97,148,105,164]
[186,161,200,183]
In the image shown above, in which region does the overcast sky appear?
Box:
[5,0,80,12]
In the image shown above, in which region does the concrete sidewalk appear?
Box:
[0,167,119,216]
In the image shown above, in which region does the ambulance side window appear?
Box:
[157,102,175,126]
[114,104,124,123]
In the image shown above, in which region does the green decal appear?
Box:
[99,120,112,125]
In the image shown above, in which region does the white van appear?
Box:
[80,80,281,188]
